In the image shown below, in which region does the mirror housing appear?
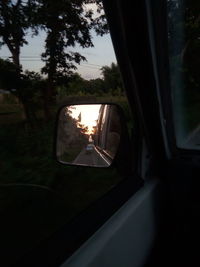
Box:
[54,103,130,168]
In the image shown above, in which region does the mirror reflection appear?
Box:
[56,104,121,167]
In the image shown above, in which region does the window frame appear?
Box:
[54,102,130,168]
[146,0,200,159]
[10,0,175,264]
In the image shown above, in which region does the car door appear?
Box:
[10,0,200,266]
[11,1,168,266]
[61,0,200,265]
[57,0,170,266]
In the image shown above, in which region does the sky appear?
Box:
[0,30,117,80]
[69,104,101,134]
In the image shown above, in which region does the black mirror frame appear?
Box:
[53,101,131,169]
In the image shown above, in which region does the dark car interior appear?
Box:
[104,1,200,267]
[1,0,200,266]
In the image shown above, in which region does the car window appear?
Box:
[167,0,200,149]
[105,105,121,158]
[93,104,121,159]
[99,105,109,148]
[0,1,133,265]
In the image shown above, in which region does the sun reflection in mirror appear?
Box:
[68,105,101,134]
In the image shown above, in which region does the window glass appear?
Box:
[99,105,108,148]
[105,105,121,158]
[167,0,200,149]
[0,0,132,264]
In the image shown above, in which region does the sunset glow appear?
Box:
[69,104,101,134]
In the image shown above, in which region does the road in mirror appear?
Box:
[56,104,121,167]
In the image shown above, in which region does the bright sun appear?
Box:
[69,104,101,134]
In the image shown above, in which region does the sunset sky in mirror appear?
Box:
[69,104,101,134]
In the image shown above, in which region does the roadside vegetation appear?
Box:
[168,0,200,136]
[0,1,133,263]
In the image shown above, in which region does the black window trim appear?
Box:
[146,0,200,159]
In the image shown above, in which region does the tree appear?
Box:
[0,0,110,120]
[32,0,108,118]
[0,58,20,89]
[57,106,88,159]
[0,58,43,123]
[78,112,82,123]
[168,0,200,87]
[0,0,41,122]
[167,0,200,133]
[32,0,90,118]
[91,0,109,36]
[0,0,32,67]
[39,0,108,79]
[101,63,124,95]
[67,73,86,95]
[83,78,106,95]
[19,70,45,122]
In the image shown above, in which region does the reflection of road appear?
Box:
[73,146,110,167]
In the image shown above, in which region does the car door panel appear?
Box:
[61,178,162,267]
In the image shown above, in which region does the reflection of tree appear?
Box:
[168,0,200,132]
[65,107,89,139]
[78,112,82,122]
[76,111,89,134]
[169,0,200,76]
[57,107,88,159]
[79,125,89,134]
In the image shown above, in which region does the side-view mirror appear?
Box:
[55,103,126,167]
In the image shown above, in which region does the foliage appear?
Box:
[101,63,124,95]
[0,0,109,78]
[0,58,46,122]
[168,0,200,134]
[0,0,109,119]
[55,64,124,100]
[67,73,86,94]
[84,78,107,95]
[0,2,129,263]
[34,0,108,81]
[90,0,109,36]
[0,0,32,66]
[57,106,89,160]
[0,58,20,90]
[38,0,92,79]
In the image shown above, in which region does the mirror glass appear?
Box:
[56,104,121,167]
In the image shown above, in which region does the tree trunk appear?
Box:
[43,88,52,120]
[20,98,38,128]
[5,40,20,69]
[12,51,20,68]
[21,99,31,122]
[43,79,54,121]
[42,25,58,120]
[43,65,55,121]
